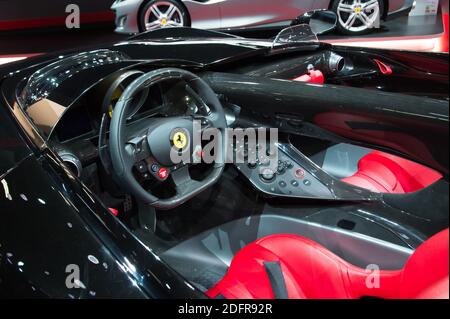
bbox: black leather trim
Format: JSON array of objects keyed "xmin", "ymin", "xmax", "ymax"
[{"xmin": 264, "ymin": 261, "xmax": 288, "ymax": 299}]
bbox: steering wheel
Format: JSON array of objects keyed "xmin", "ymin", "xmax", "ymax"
[{"xmin": 109, "ymin": 68, "xmax": 227, "ymax": 210}]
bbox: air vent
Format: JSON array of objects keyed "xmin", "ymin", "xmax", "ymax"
[
  {"xmin": 337, "ymin": 219, "xmax": 356, "ymax": 231},
  {"xmin": 59, "ymin": 153, "xmax": 82, "ymax": 177}
]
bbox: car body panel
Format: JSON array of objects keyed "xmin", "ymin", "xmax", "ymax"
[
  {"xmin": 0, "ymin": 155, "xmax": 147, "ymax": 299},
  {"xmin": 0, "ymin": 100, "xmax": 145, "ymax": 298},
  {"xmin": 184, "ymin": 0, "xmax": 222, "ymax": 29},
  {"xmin": 112, "ymin": 0, "xmax": 148, "ymax": 34},
  {"xmin": 218, "ymin": 0, "xmax": 314, "ymax": 29},
  {"xmin": 0, "ymin": 100, "xmax": 32, "ymax": 177},
  {"xmin": 112, "ymin": 0, "xmax": 415, "ymax": 34},
  {"xmin": 389, "ymin": 0, "xmax": 414, "ymax": 13}
]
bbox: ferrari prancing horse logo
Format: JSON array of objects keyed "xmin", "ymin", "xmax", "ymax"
[{"xmin": 172, "ymin": 131, "xmax": 188, "ymax": 150}]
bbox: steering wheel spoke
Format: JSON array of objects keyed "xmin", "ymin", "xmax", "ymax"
[
  {"xmin": 185, "ymin": 84, "xmax": 211, "ymax": 116},
  {"xmin": 171, "ymin": 165, "xmax": 206, "ymax": 200},
  {"xmin": 127, "ymin": 135, "xmax": 151, "ymax": 162},
  {"xmin": 171, "ymin": 165, "xmax": 192, "ymax": 191}
]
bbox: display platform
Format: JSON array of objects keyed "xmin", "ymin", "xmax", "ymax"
[{"xmin": 323, "ymin": 13, "xmax": 449, "ymax": 52}]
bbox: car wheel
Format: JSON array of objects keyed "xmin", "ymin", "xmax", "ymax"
[
  {"xmin": 139, "ymin": 0, "xmax": 190, "ymax": 32},
  {"xmin": 332, "ymin": 0, "xmax": 384, "ymax": 35}
]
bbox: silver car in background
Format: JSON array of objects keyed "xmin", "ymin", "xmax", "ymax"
[{"xmin": 111, "ymin": 0, "xmax": 415, "ymax": 36}]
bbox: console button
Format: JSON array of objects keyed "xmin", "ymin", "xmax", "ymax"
[
  {"xmin": 294, "ymin": 168, "xmax": 305, "ymax": 179},
  {"xmin": 136, "ymin": 141, "xmax": 143, "ymax": 153},
  {"xmin": 279, "ymin": 181, "xmax": 287, "ymax": 188},
  {"xmin": 136, "ymin": 161, "xmax": 147, "ymax": 173},
  {"xmin": 303, "ymin": 179, "xmax": 312, "ymax": 187},
  {"xmin": 248, "ymin": 162, "xmax": 257, "ymax": 169},
  {"xmin": 157, "ymin": 167, "xmax": 169, "ymax": 180},
  {"xmin": 150, "ymin": 164, "xmax": 159, "ymax": 173},
  {"xmin": 260, "ymin": 168, "xmax": 275, "ymax": 182},
  {"xmin": 291, "ymin": 180, "xmax": 299, "ymax": 187}
]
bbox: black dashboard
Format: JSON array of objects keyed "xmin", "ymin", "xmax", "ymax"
[{"xmin": 51, "ymin": 76, "xmax": 201, "ymax": 144}]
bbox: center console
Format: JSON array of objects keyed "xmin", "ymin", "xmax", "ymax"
[{"xmin": 234, "ymin": 141, "xmax": 378, "ymax": 201}]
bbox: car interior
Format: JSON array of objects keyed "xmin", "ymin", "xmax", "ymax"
[{"xmin": 10, "ymin": 46, "xmax": 449, "ymax": 299}]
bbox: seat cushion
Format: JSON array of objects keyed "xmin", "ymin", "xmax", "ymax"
[
  {"xmin": 207, "ymin": 234, "xmax": 368, "ymax": 299},
  {"xmin": 207, "ymin": 230, "xmax": 449, "ymax": 299},
  {"xmin": 342, "ymin": 151, "xmax": 442, "ymax": 193}
]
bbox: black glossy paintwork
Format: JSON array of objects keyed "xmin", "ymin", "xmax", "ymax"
[
  {"xmin": 0, "ymin": 155, "xmax": 147, "ymax": 298},
  {"xmin": 240, "ymin": 46, "xmax": 449, "ymax": 100},
  {"xmin": 0, "ymin": 150, "xmax": 204, "ymax": 298},
  {"xmin": 0, "ymin": 101, "xmax": 31, "ymax": 177},
  {"xmin": 327, "ymin": 47, "xmax": 449, "ymax": 99},
  {"xmin": 3, "ymin": 28, "xmax": 448, "ymax": 104},
  {"xmin": 0, "ymin": 28, "xmax": 448, "ymax": 298},
  {"xmin": 41, "ymin": 150, "xmax": 204, "ymax": 299}
]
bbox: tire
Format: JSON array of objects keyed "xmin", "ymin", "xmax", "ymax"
[
  {"xmin": 332, "ymin": 0, "xmax": 384, "ymax": 35},
  {"xmin": 138, "ymin": 0, "xmax": 190, "ymax": 33}
]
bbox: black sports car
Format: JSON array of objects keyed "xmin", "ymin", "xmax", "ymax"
[{"xmin": 0, "ymin": 22, "xmax": 448, "ymax": 298}]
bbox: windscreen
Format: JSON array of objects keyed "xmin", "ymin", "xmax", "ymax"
[
  {"xmin": 272, "ymin": 25, "xmax": 318, "ymax": 48},
  {"xmin": 13, "ymin": 49, "xmax": 130, "ymax": 136},
  {"xmin": 18, "ymin": 49, "xmax": 129, "ymax": 110}
]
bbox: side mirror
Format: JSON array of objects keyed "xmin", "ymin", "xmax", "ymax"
[{"xmin": 291, "ymin": 10, "xmax": 337, "ymax": 35}]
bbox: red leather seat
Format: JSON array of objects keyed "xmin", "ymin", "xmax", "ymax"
[
  {"xmin": 207, "ymin": 229, "xmax": 449, "ymax": 299},
  {"xmin": 342, "ymin": 151, "xmax": 442, "ymax": 194}
]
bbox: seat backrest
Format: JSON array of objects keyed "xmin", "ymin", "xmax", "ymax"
[{"xmin": 400, "ymin": 229, "xmax": 449, "ymax": 299}]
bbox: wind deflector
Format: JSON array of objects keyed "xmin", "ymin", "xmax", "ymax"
[
  {"xmin": 272, "ymin": 25, "xmax": 318, "ymax": 48},
  {"xmin": 18, "ymin": 49, "xmax": 130, "ymax": 110}
]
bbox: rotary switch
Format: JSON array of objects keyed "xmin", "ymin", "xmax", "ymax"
[{"xmin": 260, "ymin": 168, "xmax": 275, "ymax": 182}]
